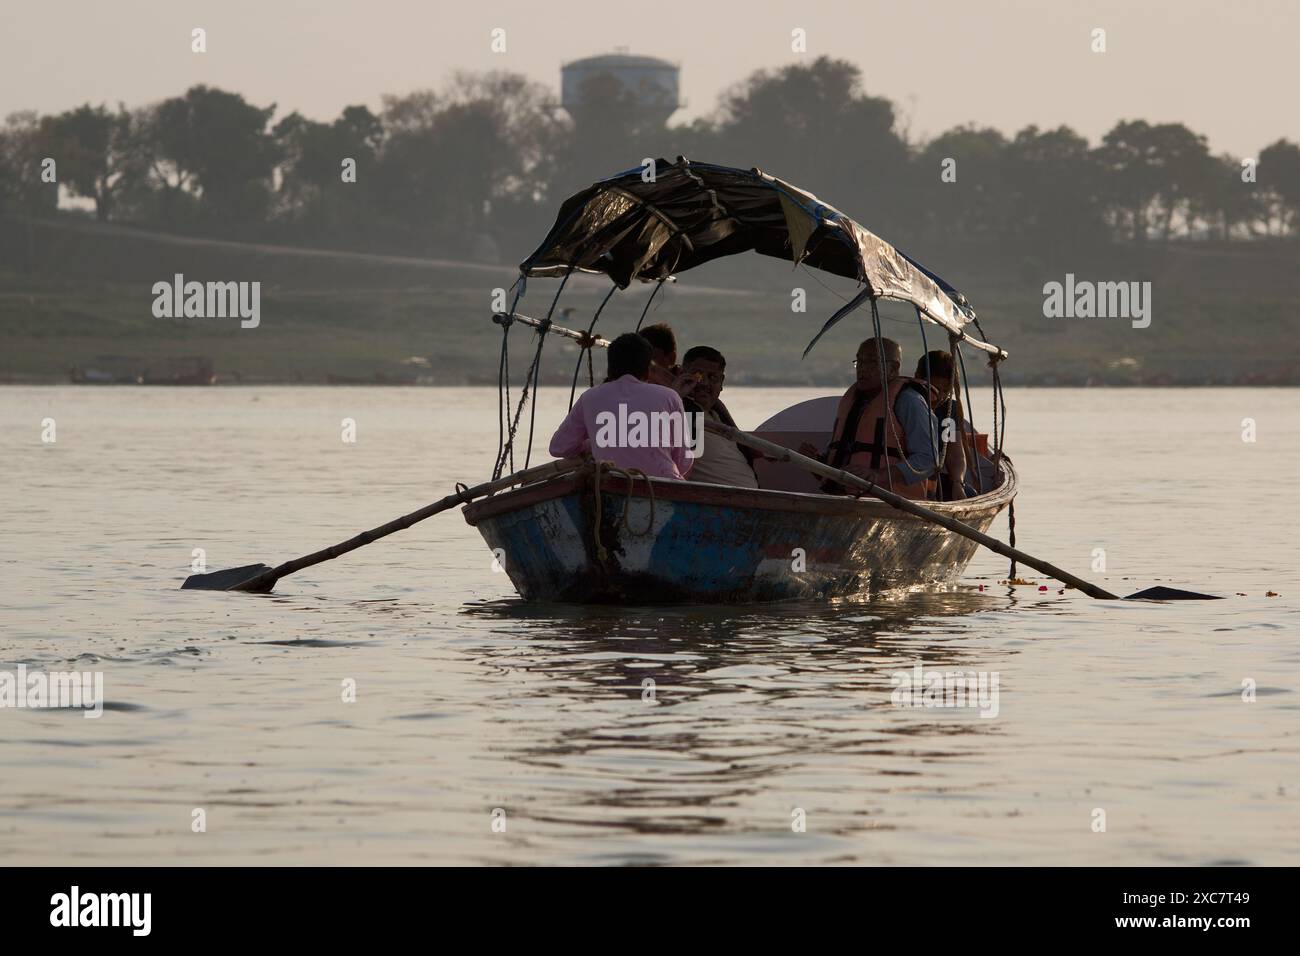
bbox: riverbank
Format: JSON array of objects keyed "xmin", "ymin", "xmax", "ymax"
[{"xmin": 3, "ymin": 215, "xmax": 1298, "ymax": 386}]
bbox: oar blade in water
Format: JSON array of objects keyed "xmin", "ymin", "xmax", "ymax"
[
  {"xmin": 181, "ymin": 563, "xmax": 273, "ymax": 591},
  {"xmin": 1123, "ymin": 586, "xmax": 1222, "ymax": 601}
]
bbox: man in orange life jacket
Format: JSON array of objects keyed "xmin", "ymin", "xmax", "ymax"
[{"xmin": 801, "ymin": 337, "xmax": 941, "ymax": 499}]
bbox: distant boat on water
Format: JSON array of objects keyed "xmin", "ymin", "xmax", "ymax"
[
  {"xmin": 141, "ymin": 357, "xmax": 216, "ymax": 386},
  {"xmin": 69, "ymin": 356, "xmax": 216, "ymax": 385}
]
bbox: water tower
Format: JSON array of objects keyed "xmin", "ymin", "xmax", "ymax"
[{"xmin": 561, "ymin": 50, "xmax": 681, "ymax": 127}]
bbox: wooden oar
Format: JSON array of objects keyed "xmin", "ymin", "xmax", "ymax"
[
  {"xmin": 705, "ymin": 418, "xmax": 1127, "ymax": 599},
  {"xmin": 181, "ymin": 458, "xmax": 583, "ymax": 593}
]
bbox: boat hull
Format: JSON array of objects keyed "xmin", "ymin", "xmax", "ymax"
[{"xmin": 463, "ymin": 464, "xmax": 1016, "ymax": 604}]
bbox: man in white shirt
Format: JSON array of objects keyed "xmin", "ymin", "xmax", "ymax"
[{"xmin": 672, "ymin": 346, "xmax": 760, "ymax": 489}]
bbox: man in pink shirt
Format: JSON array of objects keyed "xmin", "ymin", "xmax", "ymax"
[{"xmin": 549, "ymin": 333, "xmax": 696, "ymax": 480}]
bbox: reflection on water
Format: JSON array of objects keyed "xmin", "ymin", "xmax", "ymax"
[
  {"xmin": 460, "ymin": 588, "xmax": 1019, "ymax": 694},
  {"xmin": 2, "ymin": 387, "xmax": 1298, "ymax": 865},
  {"xmin": 453, "ymin": 592, "xmax": 1020, "ymax": 845}
]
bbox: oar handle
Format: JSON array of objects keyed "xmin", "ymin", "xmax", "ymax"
[
  {"xmin": 703, "ymin": 419, "xmax": 1117, "ymax": 600},
  {"xmin": 230, "ymin": 458, "xmax": 585, "ymax": 592}
]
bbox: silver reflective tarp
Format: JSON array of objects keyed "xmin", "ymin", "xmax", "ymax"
[{"xmin": 520, "ymin": 159, "xmax": 983, "ymax": 349}]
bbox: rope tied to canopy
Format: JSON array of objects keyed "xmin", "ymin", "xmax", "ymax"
[
  {"xmin": 493, "ymin": 268, "xmax": 572, "ymax": 480},
  {"xmin": 569, "ymin": 282, "xmax": 619, "ymax": 411},
  {"xmin": 969, "ymin": 316, "xmax": 1014, "ymax": 578},
  {"xmin": 916, "ymin": 306, "xmax": 941, "ymax": 499},
  {"xmin": 634, "ymin": 277, "xmax": 667, "ymax": 332}
]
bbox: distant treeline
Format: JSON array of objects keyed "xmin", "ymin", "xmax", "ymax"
[{"xmin": 2, "ymin": 56, "xmax": 1298, "ymax": 260}]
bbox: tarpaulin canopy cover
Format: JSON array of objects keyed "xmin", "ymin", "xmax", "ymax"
[{"xmin": 519, "ymin": 158, "xmax": 1004, "ymax": 357}]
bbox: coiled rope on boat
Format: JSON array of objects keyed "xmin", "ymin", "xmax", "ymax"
[{"xmin": 590, "ymin": 461, "xmax": 656, "ymax": 564}]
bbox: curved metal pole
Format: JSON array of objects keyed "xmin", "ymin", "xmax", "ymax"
[
  {"xmin": 570, "ymin": 283, "xmax": 619, "ymax": 409},
  {"xmin": 634, "ymin": 278, "xmax": 666, "ymax": 332}
]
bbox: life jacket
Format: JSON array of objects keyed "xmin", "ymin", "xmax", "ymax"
[{"xmin": 825, "ymin": 378, "xmax": 935, "ymax": 500}]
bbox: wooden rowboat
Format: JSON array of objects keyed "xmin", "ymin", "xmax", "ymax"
[
  {"xmin": 189, "ymin": 161, "xmax": 1166, "ymax": 604},
  {"xmin": 464, "ymin": 458, "xmax": 1016, "ymax": 604},
  {"xmin": 181, "ymin": 163, "xmax": 1187, "ymax": 605},
  {"xmin": 469, "ymin": 159, "xmax": 1019, "ymax": 604}
]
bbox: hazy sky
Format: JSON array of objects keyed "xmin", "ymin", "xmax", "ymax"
[{"xmin": 3, "ymin": 0, "xmax": 1296, "ymax": 157}]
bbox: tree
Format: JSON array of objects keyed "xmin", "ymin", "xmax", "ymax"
[
  {"xmin": 0, "ymin": 111, "xmax": 58, "ymax": 217},
  {"xmin": 375, "ymin": 72, "xmax": 564, "ymax": 252},
  {"xmin": 553, "ymin": 71, "xmax": 668, "ymax": 195},
  {"xmin": 1097, "ymin": 120, "xmax": 1212, "ymax": 242},
  {"xmin": 1002, "ymin": 125, "xmax": 1107, "ymax": 252},
  {"xmin": 1258, "ymin": 139, "xmax": 1300, "ymax": 235},
  {"xmin": 274, "ymin": 105, "xmax": 382, "ymax": 232},
  {"xmin": 1187, "ymin": 153, "xmax": 1264, "ymax": 240},
  {"xmin": 136, "ymin": 85, "xmax": 279, "ymax": 227},
  {"xmin": 914, "ymin": 125, "xmax": 1009, "ymax": 242},
  {"xmin": 705, "ymin": 57, "xmax": 913, "ymax": 236},
  {"xmin": 39, "ymin": 103, "xmax": 132, "ymax": 221}
]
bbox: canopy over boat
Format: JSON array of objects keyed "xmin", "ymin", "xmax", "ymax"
[{"xmin": 519, "ymin": 157, "xmax": 1005, "ymax": 357}]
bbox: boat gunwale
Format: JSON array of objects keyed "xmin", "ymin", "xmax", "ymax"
[{"xmin": 462, "ymin": 459, "xmax": 1017, "ymax": 525}]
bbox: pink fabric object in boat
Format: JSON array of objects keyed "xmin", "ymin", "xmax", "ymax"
[
  {"xmin": 549, "ymin": 374, "xmax": 694, "ymax": 480},
  {"xmin": 752, "ymin": 395, "xmax": 841, "ymax": 493}
]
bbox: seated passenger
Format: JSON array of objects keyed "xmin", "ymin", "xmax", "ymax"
[
  {"xmin": 549, "ymin": 333, "xmax": 694, "ymax": 480},
  {"xmin": 671, "ymin": 346, "xmax": 760, "ymax": 489},
  {"xmin": 803, "ymin": 337, "xmax": 939, "ymax": 499},
  {"xmin": 909, "ymin": 350, "xmax": 968, "ymax": 500},
  {"xmin": 639, "ymin": 323, "xmax": 679, "ymax": 388},
  {"xmin": 910, "ymin": 350, "xmax": 1000, "ymax": 497}
]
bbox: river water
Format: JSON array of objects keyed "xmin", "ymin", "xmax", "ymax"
[{"xmin": 1, "ymin": 386, "xmax": 1297, "ymax": 865}]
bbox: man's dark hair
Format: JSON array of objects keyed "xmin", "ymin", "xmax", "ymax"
[
  {"xmin": 606, "ymin": 333, "xmax": 653, "ymax": 381},
  {"xmin": 639, "ymin": 323, "xmax": 676, "ymax": 358},
  {"xmin": 914, "ymin": 350, "xmax": 955, "ymax": 381},
  {"xmin": 682, "ymin": 345, "xmax": 726, "ymax": 369}
]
